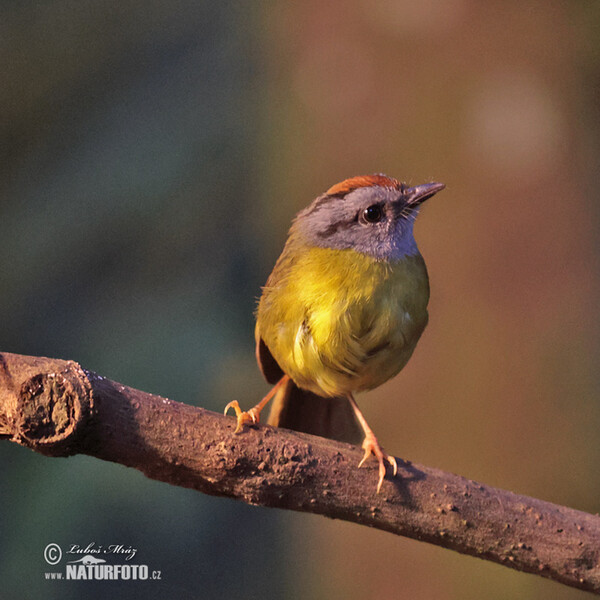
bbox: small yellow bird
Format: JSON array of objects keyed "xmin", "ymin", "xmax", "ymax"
[{"xmin": 225, "ymin": 174, "xmax": 444, "ymax": 492}]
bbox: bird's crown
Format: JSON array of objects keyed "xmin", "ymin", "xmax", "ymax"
[{"xmin": 326, "ymin": 174, "xmax": 403, "ymax": 197}]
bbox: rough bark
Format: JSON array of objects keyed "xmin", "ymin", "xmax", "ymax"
[{"xmin": 0, "ymin": 351, "xmax": 598, "ymax": 594}]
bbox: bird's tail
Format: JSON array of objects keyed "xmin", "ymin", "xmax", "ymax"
[{"xmin": 267, "ymin": 377, "xmax": 363, "ymax": 445}]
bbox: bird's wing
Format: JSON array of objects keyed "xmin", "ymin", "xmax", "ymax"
[{"xmin": 256, "ymin": 335, "xmax": 285, "ymax": 384}]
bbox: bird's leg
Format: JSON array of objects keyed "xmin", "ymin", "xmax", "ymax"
[
  {"xmin": 224, "ymin": 375, "xmax": 290, "ymax": 434},
  {"xmin": 346, "ymin": 393, "xmax": 398, "ymax": 493}
]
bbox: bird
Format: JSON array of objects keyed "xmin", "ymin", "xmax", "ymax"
[{"xmin": 225, "ymin": 174, "xmax": 444, "ymax": 492}]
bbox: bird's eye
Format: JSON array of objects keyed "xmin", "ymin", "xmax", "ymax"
[{"xmin": 361, "ymin": 204, "xmax": 384, "ymax": 224}]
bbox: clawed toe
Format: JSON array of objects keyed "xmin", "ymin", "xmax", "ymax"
[
  {"xmin": 359, "ymin": 434, "xmax": 398, "ymax": 493},
  {"xmin": 224, "ymin": 401, "xmax": 259, "ymax": 433},
  {"xmin": 223, "ymin": 377, "xmax": 289, "ymax": 435}
]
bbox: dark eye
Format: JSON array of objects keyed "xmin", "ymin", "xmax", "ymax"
[{"xmin": 361, "ymin": 204, "xmax": 384, "ymax": 224}]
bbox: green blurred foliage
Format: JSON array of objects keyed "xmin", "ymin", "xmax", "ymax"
[{"xmin": 1, "ymin": 1, "xmax": 599, "ymax": 599}]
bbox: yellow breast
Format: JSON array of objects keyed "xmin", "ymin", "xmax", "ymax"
[{"xmin": 256, "ymin": 244, "xmax": 429, "ymax": 397}]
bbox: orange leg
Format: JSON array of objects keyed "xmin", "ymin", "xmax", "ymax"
[
  {"xmin": 346, "ymin": 393, "xmax": 398, "ymax": 493},
  {"xmin": 224, "ymin": 375, "xmax": 290, "ymax": 433}
]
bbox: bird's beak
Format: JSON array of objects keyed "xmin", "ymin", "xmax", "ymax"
[{"xmin": 404, "ymin": 182, "xmax": 445, "ymax": 207}]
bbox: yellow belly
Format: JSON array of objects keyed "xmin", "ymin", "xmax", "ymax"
[{"xmin": 256, "ymin": 244, "xmax": 429, "ymax": 397}]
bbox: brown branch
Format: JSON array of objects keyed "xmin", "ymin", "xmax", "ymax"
[{"xmin": 0, "ymin": 351, "xmax": 598, "ymax": 594}]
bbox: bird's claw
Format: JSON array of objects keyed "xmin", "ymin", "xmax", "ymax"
[
  {"xmin": 224, "ymin": 400, "xmax": 260, "ymax": 434},
  {"xmin": 358, "ymin": 433, "xmax": 398, "ymax": 493}
]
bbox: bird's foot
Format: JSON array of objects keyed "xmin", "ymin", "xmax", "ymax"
[
  {"xmin": 223, "ymin": 401, "xmax": 261, "ymax": 434},
  {"xmin": 223, "ymin": 376, "xmax": 289, "ymax": 434},
  {"xmin": 358, "ymin": 433, "xmax": 398, "ymax": 493}
]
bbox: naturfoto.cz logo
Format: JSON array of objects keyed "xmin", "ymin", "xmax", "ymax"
[{"xmin": 43, "ymin": 543, "xmax": 161, "ymax": 581}]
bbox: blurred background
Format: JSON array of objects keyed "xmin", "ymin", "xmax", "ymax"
[{"xmin": 1, "ymin": 1, "xmax": 599, "ymax": 598}]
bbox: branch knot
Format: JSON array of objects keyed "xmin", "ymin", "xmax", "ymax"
[{"xmin": 15, "ymin": 362, "xmax": 92, "ymax": 455}]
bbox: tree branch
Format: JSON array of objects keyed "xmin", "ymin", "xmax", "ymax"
[{"xmin": 0, "ymin": 351, "xmax": 598, "ymax": 594}]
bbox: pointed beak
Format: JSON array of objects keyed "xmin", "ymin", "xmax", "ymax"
[{"xmin": 404, "ymin": 182, "xmax": 445, "ymax": 207}]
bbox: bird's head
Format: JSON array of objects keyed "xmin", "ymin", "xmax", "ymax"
[{"xmin": 292, "ymin": 174, "xmax": 444, "ymax": 261}]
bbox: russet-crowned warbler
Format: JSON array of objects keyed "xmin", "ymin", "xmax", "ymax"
[{"xmin": 225, "ymin": 174, "xmax": 444, "ymax": 492}]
